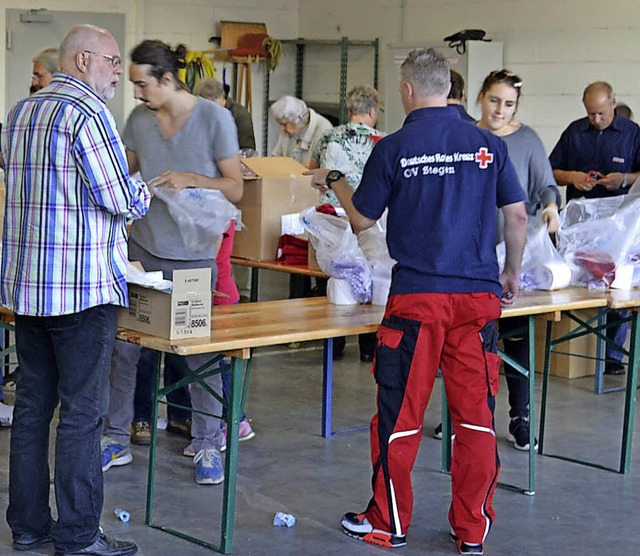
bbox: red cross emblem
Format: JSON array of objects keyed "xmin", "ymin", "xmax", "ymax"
[{"xmin": 475, "ymin": 147, "xmax": 494, "ymax": 169}]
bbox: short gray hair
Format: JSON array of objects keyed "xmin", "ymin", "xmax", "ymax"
[
  {"xmin": 347, "ymin": 85, "xmax": 380, "ymax": 116},
  {"xmin": 400, "ymin": 48, "xmax": 450, "ymax": 99},
  {"xmin": 32, "ymin": 47, "xmax": 59, "ymax": 74},
  {"xmin": 270, "ymin": 95, "xmax": 309, "ymax": 123},
  {"xmin": 195, "ymin": 78, "xmax": 225, "ymax": 102}
]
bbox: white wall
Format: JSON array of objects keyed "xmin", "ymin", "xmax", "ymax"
[
  {"xmin": 298, "ymin": 0, "xmax": 640, "ymax": 152},
  {"xmin": 6, "ymin": 1, "xmax": 640, "ymax": 154}
]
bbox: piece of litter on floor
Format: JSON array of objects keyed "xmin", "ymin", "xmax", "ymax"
[
  {"xmin": 157, "ymin": 416, "xmax": 167, "ymax": 430},
  {"xmin": 114, "ymin": 508, "xmax": 130, "ymax": 523},
  {"xmin": 273, "ymin": 512, "xmax": 296, "ymax": 527}
]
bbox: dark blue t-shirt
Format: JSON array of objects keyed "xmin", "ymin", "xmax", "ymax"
[
  {"xmin": 352, "ymin": 106, "xmax": 524, "ymax": 298},
  {"xmin": 549, "ymin": 114, "xmax": 640, "ymax": 201}
]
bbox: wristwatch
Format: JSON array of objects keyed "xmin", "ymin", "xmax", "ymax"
[{"xmin": 325, "ymin": 170, "xmax": 345, "ymax": 189}]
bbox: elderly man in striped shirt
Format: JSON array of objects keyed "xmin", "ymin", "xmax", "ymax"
[{"xmin": 0, "ymin": 24, "xmax": 150, "ymax": 556}]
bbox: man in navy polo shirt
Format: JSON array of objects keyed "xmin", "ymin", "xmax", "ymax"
[
  {"xmin": 550, "ymin": 81, "xmax": 640, "ymax": 374},
  {"xmin": 307, "ymin": 48, "xmax": 527, "ymax": 555}
]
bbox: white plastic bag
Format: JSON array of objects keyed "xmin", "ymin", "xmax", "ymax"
[
  {"xmin": 300, "ymin": 208, "xmax": 372, "ymax": 303},
  {"xmin": 153, "ymin": 187, "xmax": 241, "ymax": 254}
]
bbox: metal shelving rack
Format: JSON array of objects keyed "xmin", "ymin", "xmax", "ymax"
[{"xmin": 261, "ymin": 37, "xmax": 379, "ymax": 156}]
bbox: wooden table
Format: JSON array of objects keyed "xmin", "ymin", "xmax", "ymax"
[
  {"xmin": 230, "ymin": 256, "xmax": 328, "ymax": 301},
  {"xmin": 538, "ymin": 288, "xmax": 640, "ymax": 474},
  {"xmin": 116, "ymin": 297, "xmax": 384, "ymax": 554}
]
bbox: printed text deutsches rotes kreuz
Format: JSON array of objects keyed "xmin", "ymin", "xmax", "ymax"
[{"xmin": 400, "ymin": 147, "xmax": 495, "ymax": 178}]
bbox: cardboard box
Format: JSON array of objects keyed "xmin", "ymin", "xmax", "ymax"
[
  {"xmin": 118, "ymin": 268, "xmax": 211, "ymax": 340},
  {"xmin": 534, "ymin": 309, "xmax": 598, "ymax": 379},
  {"xmin": 233, "ymin": 157, "xmax": 321, "ymax": 260}
]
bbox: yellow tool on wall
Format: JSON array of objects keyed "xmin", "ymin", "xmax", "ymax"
[{"xmin": 178, "ymin": 51, "xmax": 216, "ymax": 93}]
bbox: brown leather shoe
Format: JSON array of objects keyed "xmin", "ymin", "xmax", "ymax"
[{"xmin": 166, "ymin": 418, "xmax": 192, "ymax": 438}]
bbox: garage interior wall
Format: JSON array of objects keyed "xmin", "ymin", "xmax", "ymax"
[{"xmin": 2, "ymin": 0, "xmax": 639, "ymax": 153}]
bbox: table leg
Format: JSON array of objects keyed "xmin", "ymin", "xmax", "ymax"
[
  {"xmin": 250, "ymin": 268, "xmax": 259, "ymax": 302},
  {"xmin": 526, "ymin": 315, "xmax": 535, "ymax": 495},
  {"xmin": 537, "ymin": 320, "xmax": 553, "ymax": 454},
  {"xmin": 594, "ymin": 310, "xmax": 607, "ymax": 394},
  {"xmin": 322, "ymin": 338, "xmax": 334, "ymax": 437},
  {"xmin": 146, "ymin": 352, "xmax": 163, "ymax": 525},
  {"xmin": 619, "ymin": 310, "xmax": 639, "ymax": 473},
  {"xmin": 440, "ymin": 381, "xmax": 452, "ymax": 473},
  {"xmin": 220, "ymin": 357, "xmax": 243, "ymax": 554}
]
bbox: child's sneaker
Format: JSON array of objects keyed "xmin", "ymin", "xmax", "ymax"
[
  {"xmin": 0, "ymin": 402, "xmax": 13, "ymax": 427},
  {"xmin": 183, "ymin": 442, "xmax": 195, "ymax": 457},
  {"xmin": 194, "ymin": 448, "xmax": 224, "ymax": 485},
  {"xmin": 220, "ymin": 418, "xmax": 256, "ymax": 452},
  {"xmin": 101, "ymin": 437, "xmax": 132, "ymax": 472},
  {"xmin": 507, "ymin": 417, "xmax": 539, "ymax": 451},
  {"xmin": 340, "ymin": 512, "xmax": 407, "ymax": 548}
]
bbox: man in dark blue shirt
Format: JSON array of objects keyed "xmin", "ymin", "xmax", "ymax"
[
  {"xmin": 550, "ymin": 81, "xmax": 640, "ymax": 374},
  {"xmin": 550, "ymin": 81, "xmax": 640, "ymax": 202},
  {"xmin": 307, "ymin": 48, "xmax": 527, "ymax": 555}
]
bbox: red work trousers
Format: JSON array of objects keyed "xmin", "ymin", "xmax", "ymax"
[{"xmin": 364, "ymin": 292, "xmax": 502, "ymax": 545}]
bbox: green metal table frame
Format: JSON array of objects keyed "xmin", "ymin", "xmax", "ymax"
[
  {"xmin": 440, "ymin": 314, "xmax": 537, "ymax": 496},
  {"xmin": 145, "ymin": 351, "xmax": 251, "ymax": 554},
  {"xmin": 538, "ymin": 308, "xmax": 640, "ymax": 473}
]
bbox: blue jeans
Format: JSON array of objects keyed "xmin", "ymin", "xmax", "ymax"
[
  {"xmin": 7, "ymin": 304, "xmax": 117, "ymax": 552},
  {"xmin": 606, "ymin": 309, "xmax": 629, "ymax": 362}
]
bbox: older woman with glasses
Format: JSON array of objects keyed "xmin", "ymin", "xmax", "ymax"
[{"xmin": 270, "ymin": 95, "xmax": 333, "ymax": 168}]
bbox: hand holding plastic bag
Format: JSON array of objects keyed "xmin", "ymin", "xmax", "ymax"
[{"xmin": 153, "ymin": 187, "xmax": 241, "ymax": 254}]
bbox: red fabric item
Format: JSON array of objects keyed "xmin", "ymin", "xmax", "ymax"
[
  {"xmin": 371, "ymin": 134, "xmax": 384, "ymax": 144},
  {"xmin": 214, "ymin": 222, "xmax": 240, "ymax": 305},
  {"xmin": 275, "ymin": 234, "xmax": 309, "ymax": 265},
  {"xmin": 366, "ymin": 292, "xmax": 501, "ymax": 545},
  {"xmin": 315, "ymin": 203, "xmax": 338, "ymax": 216},
  {"xmin": 574, "ymin": 251, "xmax": 616, "ymax": 284}
]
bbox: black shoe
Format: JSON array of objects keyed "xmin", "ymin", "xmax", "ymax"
[
  {"xmin": 359, "ymin": 353, "xmax": 374, "ymax": 363},
  {"xmin": 55, "ymin": 533, "xmax": 137, "ymax": 556},
  {"xmin": 450, "ymin": 532, "xmax": 484, "ymax": 555},
  {"xmin": 433, "ymin": 423, "xmax": 455, "ymax": 440},
  {"xmin": 507, "ymin": 417, "xmax": 538, "ymax": 451},
  {"xmin": 13, "ymin": 533, "xmax": 52, "ymax": 551},
  {"xmin": 604, "ymin": 361, "xmax": 625, "ymax": 375},
  {"xmin": 166, "ymin": 418, "xmax": 192, "ymax": 438}
]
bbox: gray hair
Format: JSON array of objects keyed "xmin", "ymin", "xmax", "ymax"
[
  {"xmin": 195, "ymin": 78, "xmax": 225, "ymax": 102},
  {"xmin": 270, "ymin": 95, "xmax": 309, "ymax": 123},
  {"xmin": 347, "ymin": 85, "xmax": 380, "ymax": 116},
  {"xmin": 32, "ymin": 47, "xmax": 59, "ymax": 74},
  {"xmin": 400, "ymin": 48, "xmax": 450, "ymax": 99}
]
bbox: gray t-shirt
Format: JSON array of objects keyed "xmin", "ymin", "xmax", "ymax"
[
  {"xmin": 123, "ymin": 97, "xmax": 239, "ymax": 260},
  {"xmin": 497, "ymin": 123, "xmax": 560, "ymax": 242}
]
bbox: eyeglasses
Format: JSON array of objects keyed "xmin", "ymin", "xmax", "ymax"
[{"xmin": 83, "ymin": 50, "xmax": 122, "ymax": 68}]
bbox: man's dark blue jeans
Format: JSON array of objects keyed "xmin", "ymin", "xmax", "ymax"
[{"xmin": 7, "ymin": 304, "xmax": 118, "ymax": 552}]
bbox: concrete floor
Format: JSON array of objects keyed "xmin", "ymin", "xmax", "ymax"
[{"xmin": 0, "ymin": 270, "xmax": 638, "ymax": 555}]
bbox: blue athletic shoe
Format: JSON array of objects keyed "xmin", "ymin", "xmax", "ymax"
[
  {"xmin": 101, "ymin": 437, "xmax": 133, "ymax": 472},
  {"xmin": 194, "ymin": 448, "xmax": 224, "ymax": 485}
]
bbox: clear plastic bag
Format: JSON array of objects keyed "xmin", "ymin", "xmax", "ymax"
[
  {"xmin": 496, "ymin": 219, "xmax": 571, "ymax": 290},
  {"xmin": 557, "ymin": 194, "xmax": 640, "ymax": 288},
  {"xmin": 153, "ymin": 187, "xmax": 241, "ymax": 254},
  {"xmin": 300, "ymin": 207, "xmax": 372, "ymax": 303}
]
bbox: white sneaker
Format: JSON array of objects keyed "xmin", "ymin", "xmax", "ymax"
[{"xmin": 0, "ymin": 402, "xmax": 14, "ymax": 427}]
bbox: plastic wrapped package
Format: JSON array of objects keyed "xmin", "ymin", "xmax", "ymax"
[
  {"xmin": 556, "ymin": 194, "xmax": 640, "ymax": 288},
  {"xmin": 357, "ymin": 212, "xmax": 395, "ymax": 305},
  {"xmin": 153, "ymin": 187, "xmax": 241, "ymax": 254},
  {"xmin": 300, "ymin": 208, "xmax": 372, "ymax": 303},
  {"xmin": 496, "ymin": 219, "xmax": 571, "ymax": 290}
]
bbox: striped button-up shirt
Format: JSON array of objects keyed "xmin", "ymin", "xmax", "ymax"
[{"xmin": 1, "ymin": 73, "xmax": 150, "ymax": 316}]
